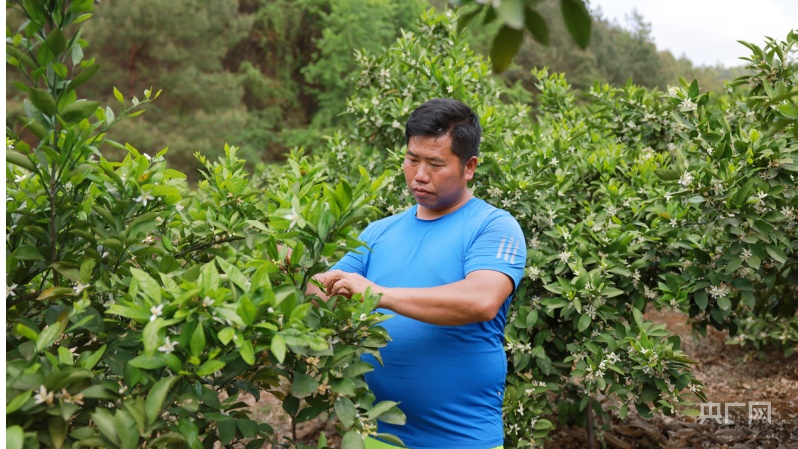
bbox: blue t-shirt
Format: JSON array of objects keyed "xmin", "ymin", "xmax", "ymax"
[{"xmin": 332, "ymin": 198, "xmax": 526, "ymax": 449}]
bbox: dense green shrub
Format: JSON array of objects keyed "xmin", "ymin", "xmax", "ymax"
[
  {"xmin": 321, "ymin": 11, "xmax": 706, "ymax": 447},
  {"xmin": 5, "ymin": 2, "xmax": 402, "ymax": 448}
]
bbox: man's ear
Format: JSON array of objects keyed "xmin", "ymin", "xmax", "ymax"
[{"xmin": 464, "ymin": 156, "xmax": 478, "ymax": 181}]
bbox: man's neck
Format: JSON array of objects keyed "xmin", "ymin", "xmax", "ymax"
[{"xmin": 415, "ymin": 190, "xmax": 474, "ymax": 221}]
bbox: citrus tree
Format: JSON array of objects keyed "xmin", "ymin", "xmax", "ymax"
[
  {"xmin": 321, "ymin": 11, "xmax": 706, "ymax": 447},
  {"xmin": 6, "ymin": 2, "xmax": 403, "ymax": 448}
]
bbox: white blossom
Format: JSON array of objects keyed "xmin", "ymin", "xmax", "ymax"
[
  {"xmin": 558, "ymin": 250, "xmax": 572, "ymax": 264},
  {"xmin": 679, "ymin": 98, "xmax": 697, "ymax": 112},
  {"xmin": 708, "ymin": 284, "xmax": 729, "ymax": 299},
  {"xmin": 678, "ymin": 172, "xmax": 694, "ymax": 187},
  {"xmin": 72, "ymin": 283, "xmax": 89, "ymax": 295},
  {"xmin": 150, "ymin": 304, "xmax": 164, "ymax": 322},
  {"xmin": 34, "ymin": 385, "xmax": 54, "ymax": 405},
  {"xmin": 158, "ymin": 336, "xmax": 178, "ymax": 354},
  {"xmin": 134, "ymin": 193, "xmax": 155, "ymax": 207}
]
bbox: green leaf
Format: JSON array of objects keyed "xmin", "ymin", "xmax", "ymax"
[
  {"xmin": 195, "ymin": 359, "xmax": 225, "ymax": 377},
  {"xmin": 36, "ymin": 315, "xmax": 67, "ymax": 352},
  {"xmin": 654, "ymin": 169, "xmax": 680, "ymax": 181},
  {"xmin": 60, "ymin": 100, "xmax": 100, "ymax": 122},
  {"xmin": 341, "ymin": 431, "xmax": 364, "ymax": 449},
  {"xmin": 67, "ymin": 64, "xmax": 100, "ymax": 95},
  {"xmin": 45, "ymin": 27, "xmax": 66, "ymax": 54},
  {"xmin": 716, "ymin": 296, "xmax": 732, "ymax": 311},
  {"xmin": 128, "ymin": 354, "xmax": 167, "ymax": 370},
  {"xmin": 577, "ymin": 313, "xmax": 591, "ymax": 332},
  {"xmin": 29, "ymin": 88, "xmax": 57, "ymax": 116},
  {"xmin": 237, "ymin": 295, "xmax": 256, "ymax": 326},
  {"xmin": 536, "ymin": 354, "xmax": 552, "ymax": 375},
  {"xmin": 329, "ymin": 377, "xmax": 358, "ymax": 396},
  {"xmin": 6, "ymin": 425, "xmax": 24, "ymax": 449},
  {"xmin": 490, "ymin": 25, "xmax": 524, "ymax": 73},
  {"xmin": 334, "ymin": 397, "xmax": 357, "ymax": 428},
  {"xmin": 561, "ymin": 0, "xmax": 591, "ymax": 49},
  {"xmin": 632, "ymin": 307, "xmax": 644, "ymax": 329},
  {"xmin": 145, "ymin": 376, "xmax": 180, "ymax": 425},
  {"xmin": 688, "ymin": 79, "xmax": 699, "ymax": 98},
  {"xmin": 240, "ymin": 339, "xmax": 255, "ymax": 365},
  {"xmin": 91, "ymin": 408, "xmax": 120, "ymax": 446},
  {"xmin": 680, "ymin": 408, "xmax": 701, "ymax": 417},
  {"xmin": 113, "ymin": 86, "xmax": 125, "ymax": 105},
  {"xmin": 79, "ymin": 258, "xmax": 96, "ymax": 284},
  {"xmin": 741, "ymin": 291, "xmax": 755, "ymax": 309},
  {"xmin": 218, "ymin": 420, "xmax": 236, "ymax": 445},
  {"xmin": 291, "ymin": 372, "xmax": 319, "ymax": 398},
  {"xmin": 6, "ymin": 150, "xmax": 36, "ymax": 171},
  {"xmin": 217, "ymin": 257, "xmax": 250, "ymax": 291},
  {"xmin": 366, "ymin": 401, "xmax": 401, "ymax": 420},
  {"xmin": 177, "ymin": 419, "xmax": 199, "ymax": 449},
  {"xmin": 526, "ymin": 309, "xmax": 538, "ymax": 328},
  {"xmin": 524, "ymin": 8, "xmax": 549, "ymax": 45},
  {"xmin": 373, "ymin": 434, "xmax": 405, "ymax": 447},
  {"xmin": 16, "ymin": 323, "xmax": 38, "ymax": 341},
  {"xmin": 114, "ymin": 409, "xmax": 139, "ymax": 449},
  {"xmin": 497, "ymin": 0, "xmax": 524, "ymax": 29},
  {"xmin": 765, "ymin": 245, "xmax": 787, "ymax": 264},
  {"xmin": 37, "ymin": 287, "xmax": 74, "ymax": 301},
  {"xmin": 131, "ymin": 268, "xmax": 161, "ymax": 302},
  {"xmin": 6, "ymin": 390, "xmax": 32, "ymax": 414},
  {"xmin": 271, "ymin": 334, "xmax": 287, "ymax": 364},
  {"xmin": 236, "ymin": 419, "xmax": 259, "ymax": 438},
  {"xmin": 190, "ymin": 324, "xmax": 206, "ymax": 358},
  {"xmin": 694, "ymin": 290, "xmax": 708, "ymax": 310},
  {"xmin": 218, "ymin": 327, "xmax": 235, "ymax": 345},
  {"xmin": 15, "ymin": 245, "xmax": 46, "ymax": 261}
]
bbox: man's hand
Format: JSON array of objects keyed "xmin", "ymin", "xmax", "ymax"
[{"xmin": 314, "ymin": 270, "xmax": 384, "ymax": 299}]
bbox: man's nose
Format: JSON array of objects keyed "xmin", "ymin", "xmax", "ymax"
[{"xmin": 414, "ymin": 164, "xmax": 430, "ymax": 183}]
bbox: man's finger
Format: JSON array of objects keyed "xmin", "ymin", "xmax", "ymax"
[{"xmin": 330, "ymin": 278, "xmax": 348, "ymax": 296}]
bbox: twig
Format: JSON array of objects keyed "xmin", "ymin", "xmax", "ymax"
[{"xmin": 175, "ymin": 236, "xmax": 244, "ymax": 258}]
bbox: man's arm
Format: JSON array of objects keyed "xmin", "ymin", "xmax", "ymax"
[{"xmin": 315, "ymin": 269, "xmax": 514, "ymax": 326}]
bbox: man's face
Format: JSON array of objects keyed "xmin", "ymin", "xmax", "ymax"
[{"xmin": 403, "ymin": 134, "xmax": 477, "ymax": 214}]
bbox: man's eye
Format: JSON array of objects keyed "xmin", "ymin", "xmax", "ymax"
[{"xmin": 431, "ymin": 164, "xmax": 443, "ymax": 168}]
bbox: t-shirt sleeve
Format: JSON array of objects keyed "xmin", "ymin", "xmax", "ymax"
[
  {"xmin": 464, "ymin": 212, "xmax": 526, "ymax": 290},
  {"xmin": 330, "ymin": 225, "xmax": 373, "ymax": 276}
]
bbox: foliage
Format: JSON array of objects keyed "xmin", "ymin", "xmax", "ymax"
[
  {"xmin": 5, "ymin": 2, "xmax": 402, "ymax": 448},
  {"xmin": 660, "ymin": 30, "xmax": 798, "ymax": 354},
  {"xmin": 450, "ymin": 0, "xmax": 592, "ymax": 72},
  {"xmin": 465, "ymin": 1, "xmax": 743, "ymax": 95},
  {"xmin": 316, "ymin": 11, "xmax": 708, "ymax": 447},
  {"xmin": 74, "ymin": 0, "xmax": 253, "ymax": 172}
]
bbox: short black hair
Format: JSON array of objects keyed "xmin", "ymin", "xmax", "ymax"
[{"xmin": 404, "ymin": 98, "xmax": 481, "ymax": 165}]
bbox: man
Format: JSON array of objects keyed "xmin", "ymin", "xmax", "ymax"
[{"xmin": 314, "ymin": 98, "xmax": 526, "ymax": 449}]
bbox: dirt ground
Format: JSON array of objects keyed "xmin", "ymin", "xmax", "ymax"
[{"xmin": 245, "ymin": 309, "xmax": 798, "ymax": 448}]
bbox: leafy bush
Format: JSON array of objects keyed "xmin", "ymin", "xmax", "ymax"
[
  {"xmin": 6, "ymin": 2, "xmax": 402, "ymax": 448},
  {"xmin": 320, "ymin": 11, "xmax": 706, "ymax": 447}
]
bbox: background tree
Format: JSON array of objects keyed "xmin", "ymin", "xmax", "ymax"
[{"xmin": 80, "ymin": 0, "xmax": 254, "ymax": 172}]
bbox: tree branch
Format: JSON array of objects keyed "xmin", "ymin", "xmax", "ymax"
[{"xmin": 175, "ymin": 236, "xmax": 244, "ymax": 258}]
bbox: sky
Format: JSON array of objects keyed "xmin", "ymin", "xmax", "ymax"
[{"xmin": 589, "ymin": 0, "xmax": 798, "ymax": 67}]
